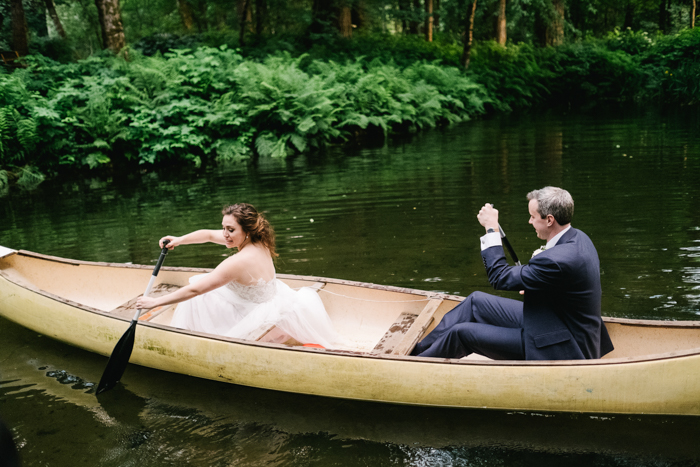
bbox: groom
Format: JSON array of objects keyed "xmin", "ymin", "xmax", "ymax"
[{"xmin": 411, "ymin": 186, "xmax": 613, "ymax": 361}]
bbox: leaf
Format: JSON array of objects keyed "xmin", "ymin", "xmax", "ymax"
[
  {"xmin": 84, "ymin": 152, "xmax": 111, "ymax": 169},
  {"xmin": 297, "ymin": 116, "xmax": 316, "ymax": 133},
  {"xmin": 289, "ymin": 133, "xmax": 307, "ymax": 153}
]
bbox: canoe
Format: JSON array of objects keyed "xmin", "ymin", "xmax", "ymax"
[{"xmin": 2, "ymin": 246, "xmax": 700, "ymax": 416}]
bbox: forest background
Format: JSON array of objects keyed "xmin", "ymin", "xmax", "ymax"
[{"xmin": 0, "ymin": 0, "xmax": 699, "ymax": 191}]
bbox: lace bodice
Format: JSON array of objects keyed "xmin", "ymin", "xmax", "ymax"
[{"xmin": 225, "ymin": 278, "xmax": 277, "ymax": 304}]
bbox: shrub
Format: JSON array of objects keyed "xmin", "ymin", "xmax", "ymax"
[{"xmin": 0, "ymin": 46, "xmax": 489, "ymax": 179}]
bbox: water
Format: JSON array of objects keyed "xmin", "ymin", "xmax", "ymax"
[{"xmin": 2, "ymin": 109, "xmax": 700, "ymax": 465}]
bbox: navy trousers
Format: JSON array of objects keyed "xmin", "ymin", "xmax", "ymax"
[{"xmin": 411, "ymin": 291, "xmax": 526, "ymax": 360}]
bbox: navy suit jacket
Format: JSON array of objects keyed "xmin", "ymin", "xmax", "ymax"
[{"xmin": 481, "ymin": 228, "xmax": 614, "ymax": 360}]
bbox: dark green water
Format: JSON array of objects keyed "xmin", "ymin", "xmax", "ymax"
[{"xmin": 2, "ymin": 109, "xmax": 700, "ymax": 465}]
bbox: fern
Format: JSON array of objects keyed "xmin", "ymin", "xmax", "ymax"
[
  {"xmin": 15, "ymin": 165, "xmax": 45, "ymax": 191},
  {"xmin": 255, "ymin": 132, "xmax": 290, "ymax": 158},
  {"xmin": 0, "ymin": 170, "xmax": 8, "ymax": 194},
  {"xmin": 16, "ymin": 115, "xmax": 38, "ymax": 152}
]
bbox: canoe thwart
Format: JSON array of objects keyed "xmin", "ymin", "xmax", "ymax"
[
  {"xmin": 370, "ymin": 298, "xmax": 444, "ymax": 355},
  {"xmin": 391, "ymin": 298, "xmax": 444, "ymax": 356},
  {"xmin": 371, "ymin": 312, "xmax": 418, "ymax": 355},
  {"xmin": 109, "ymin": 283, "xmax": 181, "ymax": 320},
  {"xmin": 307, "ymin": 281, "xmax": 326, "ymax": 292}
]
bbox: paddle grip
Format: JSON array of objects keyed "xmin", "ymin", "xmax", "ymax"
[{"xmin": 151, "ymin": 239, "xmax": 170, "ymax": 277}]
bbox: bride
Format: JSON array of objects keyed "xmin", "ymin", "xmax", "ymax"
[{"xmin": 135, "ymin": 203, "xmax": 338, "ymax": 348}]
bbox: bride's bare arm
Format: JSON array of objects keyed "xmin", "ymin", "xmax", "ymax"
[
  {"xmin": 159, "ymin": 229, "xmax": 226, "ymax": 249},
  {"xmin": 136, "ymin": 256, "xmax": 238, "ymax": 309}
]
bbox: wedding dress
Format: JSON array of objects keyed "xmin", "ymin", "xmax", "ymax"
[{"xmin": 170, "ymin": 274, "xmax": 338, "ymax": 348}]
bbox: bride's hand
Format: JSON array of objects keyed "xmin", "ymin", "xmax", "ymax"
[
  {"xmin": 136, "ymin": 296, "xmax": 158, "ymax": 309},
  {"xmin": 160, "ymin": 236, "xmax": 180, "ymax": 249}
]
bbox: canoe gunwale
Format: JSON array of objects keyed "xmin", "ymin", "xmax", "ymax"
[
  {"xmin": 4, "ymin": 249, "xmax": 700, "ymax": 367},
  {"xmin": 13, "ymin": 249, "xmax": 464, "ymax": 301}
]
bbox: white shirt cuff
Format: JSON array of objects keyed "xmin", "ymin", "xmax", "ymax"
[{"xmin": 480, "ymin": 232, "xmax": 502, "ymax": 251}]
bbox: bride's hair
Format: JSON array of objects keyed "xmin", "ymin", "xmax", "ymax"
[{"xmin": 222, "ymin": 203, "xmax": 278, "ymax": 257}]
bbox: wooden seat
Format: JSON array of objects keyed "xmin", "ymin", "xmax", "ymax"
[
  {"xmin": 371, "ymin": 298, "xmax": 443, "ymax": 355},
  {"xmin": 109, "ymin": 283, "xmax": 181, "ymax": 320}
]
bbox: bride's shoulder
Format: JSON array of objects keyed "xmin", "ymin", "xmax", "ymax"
[
  {"xmin": 220, "ymin": 245, "xmax": 271, "ymax": 267},
  {"xmin": 239, "ymin": 244, "xmax": 272, "ymax": 260}
]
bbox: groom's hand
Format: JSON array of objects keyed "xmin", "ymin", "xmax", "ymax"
[{"xmin": 477, "ymin": 204, "xmax": 499, "ymax": 231}]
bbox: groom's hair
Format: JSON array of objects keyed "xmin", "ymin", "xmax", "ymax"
[
  {"xmin": 222, "ymin": 203, "xmax": 278, "ymax": 257},
  {"xmin": 527, "ymin": 187, "xmax": 574, "ymax": 226}
]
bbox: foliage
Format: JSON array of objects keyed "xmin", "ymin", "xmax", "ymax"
[
  {"xmin": 0, "ymin": 46, "xmax": 489, "ymax": 179},
  {"xmin": 468, "ymin": 41, "xmax": 554, "ymax": 111},
  {"xmin": 542, "ymin": 41, "xmax": 643, "ymax": 106},
  {"xmin": 604, "ymin": 27, "xmax": 654, "ymax": 55},
  {"xmin": 466, "ymin": 27, "xmax": 700, "ymax": 110},
  {"xmin": 640, "ymin": 28, "xmax": 700, "ymax": 105}
]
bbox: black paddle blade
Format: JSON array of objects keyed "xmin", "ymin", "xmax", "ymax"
[{"xmin": 96, "ymin": 321, "xmax": 137, "ymax": 395}]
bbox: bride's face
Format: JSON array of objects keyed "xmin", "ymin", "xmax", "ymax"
[{"xmin": 222, "ymin": 215, "xmax": 247, "ymax": 249}]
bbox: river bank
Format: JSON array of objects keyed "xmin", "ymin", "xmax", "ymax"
[{"xmin": 1, "ymin": 29, "xmax": 699, "ymax": 193}]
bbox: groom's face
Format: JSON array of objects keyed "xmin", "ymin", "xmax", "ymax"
[{"xmin": 528, "ymin": 199, "xmax": 549, "ymax": 241}]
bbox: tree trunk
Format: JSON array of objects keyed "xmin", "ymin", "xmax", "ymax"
[
  {"xmin": 194, "ymin": 0, "xmax": 209, "ymax": 32},
  {"xmin": 238, "ymin": 0, "xmax": 251, "ymax": 45},
  {"xmin": 424, "ymin": 0, "xmax": 433, "ymax": 42},
  {"xmin": 692, "ymin": 0, "xmax": 696, "ymax": 28},
  {"xmin": 353, "ymin": 0, "xmax": 366, "ymax": 31},
  {"xmin": 398, "ymin": 0, "xmax": 410, "ymax": 33},
  {"xmin": 339, "ymin": 3, "xmax": 352, "ymax": 38},
  {"xmin": 460, "ymin": 0, "xmax": 477, "ymax": 69},
  {"xmin": 44, "ymin": 0, "xmax": 67, "ymax": 39},
  {"xmin": 623, "ymin": 1, "xmax": 634, "ymax": 30},
  {"xmin": 255, "ymin": 0, "xmax": 267, "ymax": 34},
  {"xmin": 434, "ymin": 0, "xmax": 440, "ymax": 31},
  {"xmin": 550, "ymin": 0, "xmax": 565, "ymax": 46},
  {"xmin": 495, "ymin": 0, "xmax": 506, "ymax": 45},
  {"xmin": 658, "ymin": 0, "xmax": 669, "ymax": 33},
  {"xmin": 177, "ymin": 0, "xmax": 195, "ymax": 31},
  {"xmin": 10, "ymin": 0, "xmax": 29, "ymax": 56},
  {"xmin": 94, "ymin": 0, "xmax": 126, "ymax": 53},
  {"xmin": 536, "ymin": 0, "xmax": 565, "ymax": 47},
  {"xmin": 409, "ymin": 0, "xmax": 420, "ymax": 34},
  {"xmin": 310, "ymin": 0, "xmax": 336, "ymax": 35}
]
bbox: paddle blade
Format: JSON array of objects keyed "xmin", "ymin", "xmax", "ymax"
[{"xmin": 96, "ymin": 321, "xmax": 137, "ymax": 395}]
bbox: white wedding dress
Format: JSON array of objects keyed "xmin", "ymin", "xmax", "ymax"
[{"xmin": 170, "ymin": 274, "xmax": 339, "ymax": 348}]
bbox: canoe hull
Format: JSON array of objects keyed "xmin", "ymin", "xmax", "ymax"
[{"xmin": 2, "ymin": 266, "xmax": 699, "ymax": 416}]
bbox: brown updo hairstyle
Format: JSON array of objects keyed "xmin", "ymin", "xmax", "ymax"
[{"xmin": 222, "ymin": 203, "xmax": 278, "ymax": 257}]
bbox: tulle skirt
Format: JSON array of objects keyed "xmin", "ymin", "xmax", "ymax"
[{"xmin": 170, "ymin": 276, "xmax": 338, "ymax": 349}]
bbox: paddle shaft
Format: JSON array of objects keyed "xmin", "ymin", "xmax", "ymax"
[
  {"xmin": 487, "ymin": 204, "xmax": 521, "ymax": 266},
  {"xmin": 497, "ymin": 224, "xmax": 521, "ymax": 266},
  {"xmin": 131, "ymin": 242, "xmax": 170, "ymax": 321},
  {"xmin": 96, "ymin": 240, "xmax": 170, "ymax": 394}
]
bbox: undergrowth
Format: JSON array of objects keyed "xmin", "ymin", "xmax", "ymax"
[
  {"xmin": 2, "ymin": 27, "xmax": 699, "ymax": 190},
  {"xmin": 0, "ymin": 46, "xmax": 489, "ymax": 179}
]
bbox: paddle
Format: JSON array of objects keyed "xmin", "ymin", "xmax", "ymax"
[
  {"xmin": 487, "ymin": 204, "xmax": 521, "ymax": 266},
  {"xmin": 498, "ymin": 224, "xmax": 521, "ymax": 266},
  {"xmin": 96, "ymin": 240, "xmax": 170, "ymax": 395}
]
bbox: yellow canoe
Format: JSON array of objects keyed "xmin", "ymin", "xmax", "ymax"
[{"xmin": 1, "ymin": 246, "xmax": 700, "ymax": 416}]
